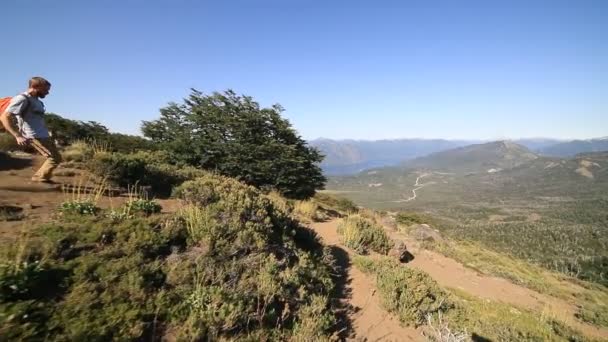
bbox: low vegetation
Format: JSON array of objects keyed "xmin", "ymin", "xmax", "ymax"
[
  {"xmin": 314, "ymin": 192, "xmax": 358, "ymax": 215},
  {"xmin": 445, "ymin": 289, "xmax": 594, "ymax": 342},
  {"xmin": 353, "ymin": 256, "xmax": 450, "ymax": 326},
  {"xmin": 0, "ymin": 206, "xmax": 24, "ymax": 222},
  {"xmin": 428, "ymin": 240, "xmax": 608, "ymax": 330},
  {"xmin": 354, "ymin": 257, "xmax": 595, "ymax": 341},
  {"xmin": 0, "ymin": 172, "xmax": 339, "ymax": 340},
  {"xmin": 337, "ymin": 215, "xmax": 392, "ymax": 255}
]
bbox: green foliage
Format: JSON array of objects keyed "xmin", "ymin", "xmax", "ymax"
[
  {"xmin": 337, "ymin": 215, "xmax": 392, "ymax": 255},
  {"xmin": 314, "ymin": 192, "xmax": 359, "ymax": 214},
  {"xmin": 293, "ymin": 200, "xmax": 325, "ymax": 222},
  {"xmin": 354, "ymin": 256, "xmax": 451, "ymax": 326},
  {"xmin": 439, "ymin": 199, "xmax": 608, "ymax": 286},
  {"xmin": 395, "ymin": 212, "xmax": 426, "ymax": 225},
  {"xmin": 0, "ymin": 172, "xmax": 338, "ymax": 340},
  {"xmin": 58, "ymin": 200, "xmax": 99, "ymax": 215},
  {"xmin": 61, "ymin": 141, "xmax": 94, "ymax": 162},
  {"xmin": 142, "ymin": 89, "xmax": 326, "ymax": 199},
  {"xmin": 45, "ymin": 113, "xmax": 110, "ymax": 143},
  {"xmin": 0, "ymin": 132, "xmax": 18, "ymax": 152},
  {"xmin": 431, "ymin": 240, "xmax": 608, "ymax": 330},
  {"xmin": 124, "ymin": 199, "xmax": 162, "ymax": 215},
  {"xmin": 444, "ymin": 289, "xmax": 594, "ymax": 342},
  {"xmin": 87, "ymin": 150, "xmax": 205, "ymax": 197},
  {"xmin": 46, "ymin": 113, "xmax": 155, "ymax": 153},
  {"xmin": 0, "ymin": 260, "xmax": 45, "ymax": 302},
  {"xmin": 577, "ymin": 305, "xmax": 608, "ymax": 328},
  {"xmin": 0, "ymin": 206, "xmax": 24, "ymax": 222}
]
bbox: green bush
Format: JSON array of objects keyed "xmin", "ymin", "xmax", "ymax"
[
  {"xmin": 1, "ymin": 172, "xmax": 338, "ymax": 340},
  {"xmin": 354, "ymin": 256, "xmax": 451, "ymax": 326},
  {"xmin": 0, "ymin": 206, "xmax": 24, "ymax": 222},
  {"xmin": 58, "ymin": 200, "xmax": 99, "ymax": 216},
  {"xmin": 0, "ymin": 133, "xmax": 17, "ymax": 152},
  {"xmin": 46, "ymin": 113, "xmax": 156, "ymax": 153},
  {"xmin": 314, "ymin": 193, "xmax": 358, "ymax": 214},
  {"xmin": 87, "ymin": 151, "xmax": 205, "ymax": 197},
  {"xmin": 125, "ymin": 198, "xmax": 162, "ymax": 215},
  {"xmin": 396, "ymin": 212, "xmax": 426, "ymax": 226},
  {"xmin": 61, "ymin": 141, "xmax": 94, "ymax": 162},
  {"xmin": 0, "ymin": 260, "xmax": 45, "ymax": 302},
  {"xmin": 337, "ymin": 215, "xmax": 393, "ymax": 255}
]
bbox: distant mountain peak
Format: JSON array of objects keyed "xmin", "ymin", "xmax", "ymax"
[{"xmin": 399, "ymin": 140, "xmax": 538, "ymax": 173}]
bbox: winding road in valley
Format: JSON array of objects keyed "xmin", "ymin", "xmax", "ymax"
[{"xmin": 392, "ymin": 173, "xmax": 431, "ymax": 203}]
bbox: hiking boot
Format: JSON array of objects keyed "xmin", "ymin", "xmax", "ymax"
[{"xmin": 31, "ymin": 177, "xmax": 58, "ymax": 185}]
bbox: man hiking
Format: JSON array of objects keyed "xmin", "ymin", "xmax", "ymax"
[{"xmin": 0, "ymin": 77, "xmax": 62, "ymax": 183}]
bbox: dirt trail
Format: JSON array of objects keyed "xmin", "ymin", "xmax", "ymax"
[
  {"xmin": 314, "ymin": 219, "xmax": 608, "ymax": 341},
  {"xmin": 311, "ymin": 221, "xmax": 425, "ymax": 341},
  {"xmin": 389, "ymin": 230, "xmax": 608, "ymax": 340},
  {"xmin": 0, "ymin": 155, "xmax": 180, "ymax": 241}
]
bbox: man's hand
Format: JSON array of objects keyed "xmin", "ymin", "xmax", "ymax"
[{"xmin": 15, "ymin": 136, "xmax": 29, "ymax": 146}]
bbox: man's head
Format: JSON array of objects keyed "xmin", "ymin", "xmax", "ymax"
[{"xmin": 28, "ymin": 77, "xmax": 51, "ymax": 98}]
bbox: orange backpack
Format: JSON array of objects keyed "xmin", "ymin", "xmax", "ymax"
[
  {"xmin": 0, "ymin": 97, "xmax": 12, "ymax": 114},
  {"xmin": 0, "ymin": 95, "xmax": 30, "ymax": 132}
]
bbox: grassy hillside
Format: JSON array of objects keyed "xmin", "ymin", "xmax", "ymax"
[
  {"xmin": 0, "ymin": 165, "xmax": 340, "ymax": 340},
  {"xmin": 328, "ymin": 145, "xmax": 608, "ymax": 285}
]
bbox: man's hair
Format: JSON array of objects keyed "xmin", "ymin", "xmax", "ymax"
[{"xmin": 29, "ymin": 76, "xmax": 51, "ymax": 88}]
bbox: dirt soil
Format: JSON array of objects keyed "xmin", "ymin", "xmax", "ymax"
[
  {"xmin": 0, "ymin": 153, "xmax": 180, "ymax": 242},
  {"xmin": 311, "ymin": 218, "xmax": 608, "ymax": 341}
]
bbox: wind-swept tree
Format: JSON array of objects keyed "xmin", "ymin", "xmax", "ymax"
[{"xmin": 142, "ymin": 89, "xmax": 326, "ymax": 199}]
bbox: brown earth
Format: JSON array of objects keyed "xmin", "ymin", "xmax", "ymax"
[
  {"xmin": 0, "ymin": 153, "xmax": 180, "ymax": 242},
  {"xmin": 312, "ymin": 220, "xmax": 425, "ymax": 341},
  {"xmin": 311, "ymin": 218, "xmax": 608, "ymax": 341}
]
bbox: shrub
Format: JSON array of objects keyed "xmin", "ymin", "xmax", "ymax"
[
  {"xmin": 87, "ymin": 151, "xmax": 205, "ymax": 197},
  {"xmin": 445, "ymin": 289, "xmax": 592, "ymax": 342},
  {"xmin": 124, "ymin": 198, "xmax": 162, "ymax": 215},
  {"xmin": 0, "ymin": 133, "xmax": 18, "ymax": 152},
  {"xmin": 58, "ymin": 200, "xmax": 99, "ymax": 215},
  {"xmin": 0, "ymin": 259, "xmax": 45, "ymax": 302},
  {"xmin": 61, "ymin": 141, "xmax": 94, "ymax": 162},
  {"xmin": 354, "ymin": 256, "xmax": 451, "ymax": 326},
  {"xmin": 314, "ymin": 193, "xmax": 358, "ymax": 214},
  {"xmin": 169, "ymin": 174, "xmax": 337, "ymax": 338},
  {"xmin": 294, "ymin": 200, "xmax": 324, "ymax": 222},
  {"xmin": 396, "ymin": 212, "xmax": 426, "ymax": 226},
  {"xmin": 337, "ymin": 215, "xmax": 393, "ymax": 255},
  {"xmin": 0, "ymin": 206, "xmax": 24, "ymax": 222},
  {"xmin": 1, "ymin": 172, "xmax": 339, "ymax": 340}
]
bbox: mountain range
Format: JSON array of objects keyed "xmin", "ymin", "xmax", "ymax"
[
  {"xmin": 310, "ymin": 137, "xmax": 607, "ymax": 175},
  {"xmin": 326, "ymin": 140, "xmax": 608, "ymax": 209}
]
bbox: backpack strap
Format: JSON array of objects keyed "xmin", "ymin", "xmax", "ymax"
[
  {"xmin": 13, "ymin": 94, "xmax": 31, "ymax": 136},
  {"xmin": 18, "ymin": 93, "xmax": 31, "ymax": 116}
]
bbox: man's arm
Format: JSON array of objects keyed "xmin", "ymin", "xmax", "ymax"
[
  {"xmin": 0, "ymin": 111, "xmax": 27, "ymax": 145},
  {"xmin": 1, "ymin": 95, "xmax": 29, "ymax": 146}
]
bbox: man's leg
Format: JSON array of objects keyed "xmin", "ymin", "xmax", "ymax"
[{"xmin": 29, "ymin": 138, "xmax": 62, "ymax": 181}]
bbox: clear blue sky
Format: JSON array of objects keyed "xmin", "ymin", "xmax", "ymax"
[{"xmin": 2, "ymin": 0, "xmax": 607, "ymax": 140}]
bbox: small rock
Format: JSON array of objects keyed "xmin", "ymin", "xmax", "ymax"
[
  {"xmin": 410, "ymin": 224, "xmax": 443, "ymax": 243},
  {"xmin": 389, "ymin": 241, "xmax": 414, "ymax": 263}
]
